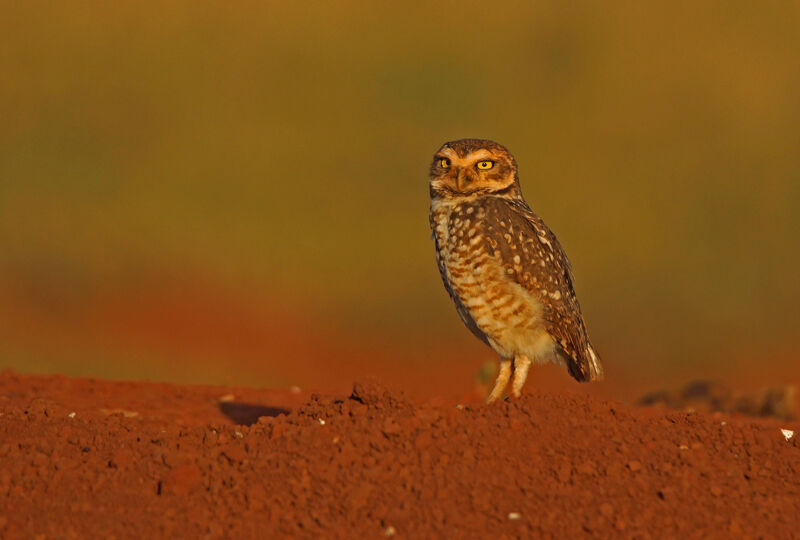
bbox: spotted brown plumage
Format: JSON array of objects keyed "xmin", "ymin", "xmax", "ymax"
[{"xmin": 429, "ymin": 138, "xmax": 603, "ymax": 402}]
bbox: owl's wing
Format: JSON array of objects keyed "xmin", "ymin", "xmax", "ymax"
[{"xmin": 481, "ymin": 197, "xmax": 603, "ymax": 381}]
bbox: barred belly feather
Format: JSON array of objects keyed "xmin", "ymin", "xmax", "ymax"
[{"xmin": 431, "ymin": 198, "xmax": 559, "ymax": 364}]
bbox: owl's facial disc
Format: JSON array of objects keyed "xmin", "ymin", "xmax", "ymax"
[{"xmin": 430, "ymin": 145, "xmax": 516, "ymax": 197}]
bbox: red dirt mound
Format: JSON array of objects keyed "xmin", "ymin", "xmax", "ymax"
[{"xmin": 1, "ymin": 371, "xmax": 799, "ymax": 538}]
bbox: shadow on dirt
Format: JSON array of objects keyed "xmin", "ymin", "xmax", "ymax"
[{"xmin": 219, "ymin": 402, "xmax": 290, "ymax": 425}]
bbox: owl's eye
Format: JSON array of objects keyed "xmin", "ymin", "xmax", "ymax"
[
  {"xmin": 440, "ymin": 158, "xmax": 451, "ymax": 169},
  {"xmin": 476, "ymin": 161, "xmax": 494, "ymax": 170}
]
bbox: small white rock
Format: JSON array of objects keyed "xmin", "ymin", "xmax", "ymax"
[
  {"xmin": 234, "ymin": 431, "xmax": 244, "ymax": 439},
  {"xmin": 780, "ymin": 428, "xmax": 794, "ymax": 441},
  {"xmin": 68, "ymin": 412, "xmax": 76, "ymax": 418},
  {"xmin": 318, "ymin": 418, "xmax": 326, "ymax": 426},
  {"xmin": 508, "ymin": 512, "xmax": 521, "ymax": 520},
  {"xmin": 384, "ymin": 525, "xmax": 396, "ymax": 537}
]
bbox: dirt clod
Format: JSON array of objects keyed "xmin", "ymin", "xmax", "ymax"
[{"xmin": 162, "ymin": 464, "xmax": 202, "ymax": 496}]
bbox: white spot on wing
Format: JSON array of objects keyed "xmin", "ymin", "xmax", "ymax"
[{"xmin": 538, "ymin": 235, "xmax": 552, "ymax": 249}]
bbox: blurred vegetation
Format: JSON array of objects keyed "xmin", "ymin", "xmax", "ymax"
[{"xmin": 1, "ymin": 1, "xmax": 799, "ymax": 387}]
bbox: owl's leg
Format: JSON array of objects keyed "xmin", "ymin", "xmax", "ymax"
[
  {"xmin": 487, "ymin": 359, "xmax": 512, "ymax": 403},
  {"xmin": 511, "ymin": 355, "xmax": 532, "ymax": 398}
]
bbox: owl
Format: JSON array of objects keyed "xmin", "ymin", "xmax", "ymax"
[{"xmin": 429, "ymin": 138, "xmax": 603, "ymax": 403}]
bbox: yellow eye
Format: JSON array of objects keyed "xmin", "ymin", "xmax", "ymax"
[
  {"xmin": 476, "ymin": 160, "xmax": 494, "ymax": 170},
  {"xmin": 440, "ymin": 158, "xmax": 450, "ymax": 169}
]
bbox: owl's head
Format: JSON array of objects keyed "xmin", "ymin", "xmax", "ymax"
[{"xmin": 429, "ymin": 139, "xmax": 520, "ymax": 200}]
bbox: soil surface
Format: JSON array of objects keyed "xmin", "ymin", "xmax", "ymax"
[{"xmin": 1, "ymin": 371, "xmax": 799, "ymax": 539}]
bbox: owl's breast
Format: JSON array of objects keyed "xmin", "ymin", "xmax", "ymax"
[{"xmin": 430, "ymin": 198, "xmax": 553, "ymax": 360}]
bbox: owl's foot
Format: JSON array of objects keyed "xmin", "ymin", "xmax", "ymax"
[
  {"xmin": 487, "ymin": 359, "xmax": 512, "ymax": 403},
  {"xmin": 511, "ymin": 355, "xmax": 532, "ymax": 398}
]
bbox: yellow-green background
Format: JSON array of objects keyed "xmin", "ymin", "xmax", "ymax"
[{"xmin": 2, "ymin": 1, "xmax": 798, "ymax": 393}]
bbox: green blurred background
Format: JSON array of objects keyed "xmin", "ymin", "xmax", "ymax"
[{"xmin": 1, "ymin": 1, "xmax": 798, "ymax": 397}]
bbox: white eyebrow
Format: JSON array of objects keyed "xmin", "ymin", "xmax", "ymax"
[{"xmin": 464, "ymin": 150, "xmax": 494, "ymax": 162}]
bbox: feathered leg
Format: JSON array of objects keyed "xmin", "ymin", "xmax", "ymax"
[
  {"xmin": 487, "ymin": 359, "xmax": 512, "ymax": 403},
  {"xmin": 511, "ymin": 354, "xmax": 532, "ymax": 398}
]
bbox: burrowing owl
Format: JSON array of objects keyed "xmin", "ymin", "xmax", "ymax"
[{"xmin": 429, "ymin": 139, "xmax": 603, "ymax": 403}]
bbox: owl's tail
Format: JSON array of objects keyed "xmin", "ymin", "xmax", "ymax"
[{"xmin": 567, "ymin": 344, "xmax": 604, "ymax": 382}]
